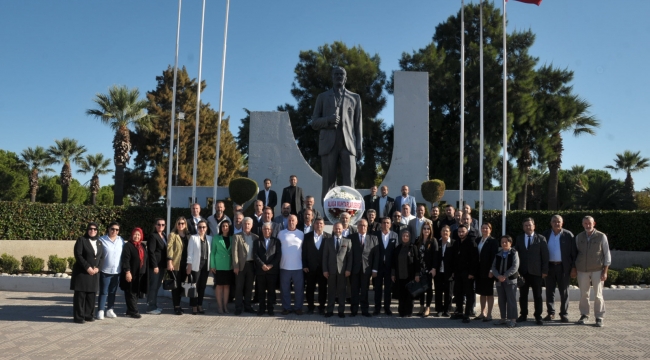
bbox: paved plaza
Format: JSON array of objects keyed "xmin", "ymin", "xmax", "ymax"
[{"xmin": 1, "ymin": 291, "xmax": 649, "ymax": 359}]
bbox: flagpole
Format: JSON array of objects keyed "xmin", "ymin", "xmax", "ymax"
[
  {"xmin": 166, "ymin": 0, "xmax": 182, "ymax": 237},
  {"xmin": 479, "ymin": 0, "xmax": 484, "ymax": 228},
  {"xmin": 212, "ymin": 0, "xmax": 231, "ymax": 214},
  {"xmin": 502, "ymin": 0, "xmax": 508, "ymax": 235},
  {"xmin": 191, "ymin": 0, "xmax": 207, "ymax": 206},
  {"xmin": 459, "ymin": 0, "xmax": 465, "ymax": 211}
]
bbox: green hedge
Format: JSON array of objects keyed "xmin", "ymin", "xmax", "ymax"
[
  {"xmin": 0, "ymin": 201, "xmax": 234, "ymax": 240},
  {"xmin": 1, "ymin": 203, "xmax": 649, "ymax": 251}
]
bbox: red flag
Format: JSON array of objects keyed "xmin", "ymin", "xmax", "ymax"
[{"xmin": 509, "ymin": 0, "xmax": 542, "ymax": 5}]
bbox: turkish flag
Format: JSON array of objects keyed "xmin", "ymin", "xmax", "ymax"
[{"xmin": 511, "ymin": 0, "xmax": 542, "ymax": 5}]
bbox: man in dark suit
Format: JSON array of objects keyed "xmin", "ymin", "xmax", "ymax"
[
  {"xmin": 543, "ymin": 215, "xmax": 577, "ymax": 323},
  {"xmin": 273, "ymin": 202, "xmax": 292, "ymax": 231},
  {"xmin": 280, "ymin": 175, "xmax": 304, "ymax": 216},
  {"xmin": 297, "ymin": 208, "xmax": 315, "ymax": 234},
  {"xmin": 253, "ymin": 223, "xmax": 282, "ymax": 316},
  {"xmin": 392, "ymin": 185, "xmax": 417, "ymax": 216},
  {"xmin": 515, "ymin": 217, "xmax": 549, "ymax": 326},
  {"xmin": 453, "ymin": 225, "xmax": 479, "ymax": 323},
  {"xmin": 429, "ymin": 206, "xmax": 443, "ymax": 240},
  {"xmin": 378, "ymin": 185, "xmax": 395, "ymax": 219},
  {"xmin": 365, "ymin": 209, "xmax": 381, "ymax": 234},
  {"xmin": 187, "ymin": 203, "xmax": 210, "ymax": 235},
  {"xmin": 452, "ymin": 213, "xmax": 479, "ymax": 243},
  {"xmin": 252, "ymin": 200, "xmax": 264, "ymax": 229},
  {"xmin": 302, "ymin": 217, "xmax": 330, "ymax": 314},
  {"xmin": 323, "ymin": 222, "xmax": 352, "ymax": 318},
  {"xmin": 339, "ymin": 212, "xmax": 357, "ymax": 237},
  {"xmin": 390, "ymin": 211, "xmax": 407, "ymax": 236},
  {"xmin": 254, "ymin": 207, "xmax": 274, "ymax": 238},
  {"xmin": 298, "ymin": 196, "xmax": 321, "ymax": 224},
  {"xmin": 441, "ymin": 204, "xmax": 457, "ymax": 228},
  {"xmin": 372, "ymin": 217, "xmax": 399, "ymax": 315},
  {"xmin": 257, "ymin": 178, "xmax": 278, "ymax": 212},
  {"xmin": 349, "ymin": 219, "xmax": 378, "ymax": 317},
  {"xmin": 432, "ymin": 225, "xmax": 454, "ymax": 317},
  {"xmin": 363, "ymin": 186, "xmax": 380, "ymax": 219}
]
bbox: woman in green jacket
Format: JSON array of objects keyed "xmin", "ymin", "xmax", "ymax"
[{"xmin": 210, "ymin": 220, "xmax": 233, "ymax": 314}]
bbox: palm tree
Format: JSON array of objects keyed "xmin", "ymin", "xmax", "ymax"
[
  {"xmin": 605, "ymin": 150, "xmax": 650, "ymax": 198},
  {"xmin": 86, "ymin": 85, "xmax": 151, "ymax": 205},
  {"xmin": 576, "ymin": 177, "xmax": 629, "ymax": 210},
  {"xmin": 77, "ymin": 153, "xmax": 113, "ymax": 205},
  {"xmin": 47, "ymin": 138, "xmax": 86, "ymax": 203},
  {"xmin": 20, "ymin": 146, "xmax": 54, "ymax": 202}
]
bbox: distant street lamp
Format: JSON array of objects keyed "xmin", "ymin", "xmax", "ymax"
[{"xmin": 175, "ymin": 112, "xmax": 185, "ymax": 186}]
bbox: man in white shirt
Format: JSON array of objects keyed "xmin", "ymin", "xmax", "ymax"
[
  {"xmin": 372, "ymin": 217, "xmax": 398, "ymax": 315},
  {"xmin": 400, "ymin": 204, "xmax": 415, "ymax": 226},
  {"xmin": 393, "ymin": 185, "xmax": 417, "ymax": 216},
  {"xmin": 298, "ymin": 208, "xmax": 314, "ymax": 234},
  {"xmin": 252, "ymin": 200, "xmax": 264, "ymax": 226},
  {"xmin": 278, "ymin": 215, "xmax": 305, "ymax": 315},
  {"xmin": 302, "ymin": 217, "xmax": 330, "ymax": 314},
  {"xmin": 408, "ymin": 204, "xmax": 432, "ymax": 239},
  {"xmin": 188, "ymin": 203, "xmax": 209, "ymax": 235}
]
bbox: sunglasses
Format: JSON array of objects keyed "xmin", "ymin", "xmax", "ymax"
[
  {"xmin": 178, "ymin": 222, "xmax": 186, "ymax": 225},
  {"xmin": 197, "ymin": 226, "xmax": 207, "ymax": 229},
  {"xmin": 109, "ymin": 228, "xmax": 119, "ymax": 231},
  {"xmin": 89, "ymin": 228, "xmax": 98, "ymax": 231},
  {"xmin": 156, "ymin": 223, "xmax": 165, "ymax": 227}
]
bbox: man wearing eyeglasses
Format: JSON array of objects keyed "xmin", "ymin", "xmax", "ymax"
[
  {"xmin": 391, "ymin": 211, "xmax": 407, "ymax": 235},
  {"xmin": 97, "ymin": 222, "xmax": 124, "ymax": 320}
]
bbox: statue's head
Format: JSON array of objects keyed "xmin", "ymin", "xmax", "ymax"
[{"xmin": 331, "ymin": 66, "xmax": 347, "ymax": 87}]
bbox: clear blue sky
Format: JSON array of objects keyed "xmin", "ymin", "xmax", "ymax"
[{"xmin": 1, "ymin": 0, "xmax": 649, "ymax": 191}]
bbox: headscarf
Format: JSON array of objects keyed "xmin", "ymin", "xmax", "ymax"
[
  {"xmin": 84, "ymin": 222, "xmax": 100, "ymax": 240},
  {"xmin": 130, "ymin": 228, "xmax": 145, "ymax": 268}
]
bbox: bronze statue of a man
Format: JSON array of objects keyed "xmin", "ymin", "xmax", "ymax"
[{"xmin": 311, "ymin": 67, "xmax": 362, "ymax": 203}]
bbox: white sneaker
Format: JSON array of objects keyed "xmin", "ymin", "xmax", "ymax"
[
  {"xmin": 97, "ymin": 310, "xmax": 104, "ymax": 320},
  {"xmin": 147, "ymin": 309, "xmax": 162, "ymax": 315},
  {"xmin": 105, "ymin": 309, "xmax": 117, "ymax": 318}
]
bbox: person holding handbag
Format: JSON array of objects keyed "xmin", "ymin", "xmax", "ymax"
[
  {"xmin": 491, "ymin": 235, "xmax": 520, "ymax": 328},
  {"xmin": 167, "ymin": 217, "xmax": 190, "ymax": 315},
  {"xmin": 210, "ymin": 220, "xmax": 234, "ymax": 314},
  {"xmin": 70, "ymin": 222, "xmax": 104, "ymax": 324},
  {"xmin": 187, "ymin": 220, "xmax": 211, "ymax": 315},
  {"xmin": 120, "ymin": 228, "xmax": 148, "ymax": 319},
  {"xmin": 391, "ymin": 230, "xmax": 420, "ymax": 317}
]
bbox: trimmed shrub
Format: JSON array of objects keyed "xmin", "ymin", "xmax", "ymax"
[
  {"xmin": 643, "ymin": 268, "xmax": 650, "ymax": 284},
  {"xmin": 0, "ymin": 253, "xmax": 20, "ymax": 274},
  {"xmin": 67, "ymin": 256, "xmax": 76, "ymax": 270},
  {"xmin": 228, "ymin": 178, "xmax": 258, "ymax": 207},
  {"xmin": 620, "ymin": 267, "xmax": 644, "ymax": 285},
  {"xmin": 21, "ymin": 255, "xmax": 44, "ymax": 274},
  {"xmin": 47, "ymin": 255, "xmax": 67, "ymax": 273},
  {"xmin": 605, "ymin": 269, "xmax": 619, "ymax": 287},
  {"xmin": 421, "ymin": 179, "xmax": 445, "ymax": 205}
]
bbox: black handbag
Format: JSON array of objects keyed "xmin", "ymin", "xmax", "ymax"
[
  {"xmin": 163, "ymin": 271, "xmax": 177, "ymax": 291},
  {"xmin": 406, "ymin": 279, "xmax": 429, "ymax": 298},
  {"xmin": 516, "ymin": 273, "xmax": 526, "ymax": 288},
  {"xmin": 182, "ymin": 273, "xmax": 198, "ymax": 298}
]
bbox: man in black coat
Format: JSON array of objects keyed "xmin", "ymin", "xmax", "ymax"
[
  {"xmin": 432, "ymin": 226, "xmax": 454, "ymax": 316},
  {"xmin": 515, "ymin": 217, "xmax": 549, "ymax": 326},
  {"xmin": 280, "ymin": 175, "xmax": 304, "ymax": 216},
  {"xmin": 187, "ymin": 203, "xmax": 210, "ymax": 235},
  {"xmin": 452, "ymin": 225, "xmax": 479, "ymax": 323},
  {"xmin": 257, "ymin": 178, "xmax": 278, "ymax": 211},
  {"xmin": 452, "ymin": 213, "xmax": 479, "ymax": 243},
  {"xmin": 301, "ymin": 217, "xmax": 330, "ymax": 314},
  {"xmin": 253, "ymin": 223, "xmax": 282, "ymax": 316},
  {"xmin": 377, "ymin": 185, "xmax": 395, "ymax": 219},
  {"xmin": 363, "ymin": 185, "xmax": 380, "ymax": 219},
  {"xmin": 542, "ymin": 215, "xmax": 576, "ymax": 323},
  {"xmin": 349, "ymin": 219, "xmax": 378, "ymax": 317},
  {"xmin": 371, "ymin": 217, "xmax": 399, "ymax": 315}
]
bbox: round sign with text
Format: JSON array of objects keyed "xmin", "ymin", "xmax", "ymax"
[{"xmin": 323, "ymin": 186, "xmax": 365, "ymax": 225}]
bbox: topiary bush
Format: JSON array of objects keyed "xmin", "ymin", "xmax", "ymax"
[
  {"xmin": 67, "ymin": 256, "xmax": 76, "ymax": 270},
  {"xmin": 47, "ymin": 255, "xmax": 67, "ymax": 273},
  {"xmin": 421, "ymin": 179, "xmax": 445, "ymax": 206},
  {"xmin": 228, "ymin": 178, "xmax": 258, "ymax": 210},
  {"xmin": 620, "ymin": 267, "xmax": 644, "ymax": 285},
  {"xmin": 21, "ymin": 255, "xmax": 44, "ymax": 274},
  {"xmin": 605, "ymin": 269, "xmax": 619, "ymax": 287},
  {"xmin": 0, "ymin": 253, "xmax": 21, "ymax": 274}
]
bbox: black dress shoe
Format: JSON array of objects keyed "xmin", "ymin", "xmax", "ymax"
[
  {"xmin": 234, "ymin": 309, "xmax": 242, "ymax": 316},
  {"xmin": 384, "ymin": 309, "xmax": 393, "ymax": 316},
  {"xmin": 560, "ymin": 315, "xmax": 569, "ymax": 323},
  {"xmin": 268, "ymin": 310, "xmax": 275, "ymax": 316},
  {"xmin": 74, "ymin": 319, "xmax": 85, "ymax": 324},
  {"xmin": 130, "ymin": 313, "xmax": 142, "ymax": 319},
  {"xmin": 197, "ymin": 307, "xmax": 205, "ymax": 314},
  {"xmin": 281, "ymin": 309, "xmax": 291, "ymax": 315},
  {"xmin": 536, "ymin": 319, "xmax": 544, "ymax": 326},
  {"xmin": 543, "ymin": 314, "xmax": 555, "ymax": 321},
  {"xmin": 350, "ymin": 312, "xmax": 357, "ymax": 317},
  {"xmin": 362, "ymin": 312, "xmax": 372, "ymax": 317},
  {"xmin": 442, "ymin": 312, "xmax": 450, "ymax": 317},
  {"xmin": 516, "ymin": 315, "xmax": 527, "ymax": 323},
  {"xmin": 257, "ymin": 310, "xmax": 264, "ymax": 316},
  {"xmin": 373, "ymin": 309, "xmax": 381, "ymax": 316},
  {"xmin": 307, "ymin": 309, "xmax": 314, "ymax": 315},
  {"xmin": 244, "ymin": 307, "xmax": 256, "ymax": 314},
  {"xmin": 85, "ymin": 317, "xmax": 95, "ymax": 322},
  {"xmin": 318, "ymin": 308, "xmax": 326, "ymax": 315},
  {"xmin": 462, "ymin": 318, "xmax": 471, "ymax": 323},
  {"xmin": 325, "ymin": 312, "xmax": 333, "ymax": 318},
  {"xmin": 338, "ymin": 313, "xmax": 345, "ymax": 318}
]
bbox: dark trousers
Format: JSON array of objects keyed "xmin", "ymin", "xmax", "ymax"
[
  {"xmin": 305, "ymin": 267, "xmax": 327, "ymax": 311},
  {"xmin": 124, "ymin": 289, "xmax": 140, "ymax": 315},
  {"xmin": 418, "ymin": 273, "xmax": 433, "ymax": 307},
  {"xmin": 170, "ymin": 270, "xmax": 187, "ymax": 308},
  {"xmin": 453, "ymin": 272, "xmax": 475, "ymax": 318},
  {"xmin": 73, "ymin": 291, "xmax": 95, "ymax": 321},
  {"xmin": 519, "ymin": 273, "xmax": 543, "ymax": 319},
  {"xmin": 546, "ymin": 263, "xmax": 570, "ymax": 316},
  {"xmin": 350, "ymin": 271, "xmax": 371, "ymax": 314},
  {"xmin": 147, "ymin": 267, "xmax": 165, "ymax": 311},
  {"xmin": 190, "ymin": 268, "xmax": 209, "ymax": 307},
  {"xmin": 327, "ymin": 272, "xmax": 347, "ymax": 314},
  {"xmin": 434, "ymin": 274, "xmax": 453, "ymax": 313},
  {"xmin": 256, "ymin": 273, "xmax": 278, "ymax": 312},
  {"xmin": 235, "ymin": 262, "xmax": 255, "ymax": 311},
  {"xmin": 396, "ymin": 278, "xmax": 414, "ymax": 316},
  {"xmin": 373, "ymin": 271, "xmax": 393, "ymax": 311}
]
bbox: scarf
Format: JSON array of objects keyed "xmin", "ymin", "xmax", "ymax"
[
  {"xmin": 85, "ymin": 222, "xmax": 100, "ymax": 240},
  {"xmin": 130, "ymin": 228, "xmax": 145, "ymax": 268}
]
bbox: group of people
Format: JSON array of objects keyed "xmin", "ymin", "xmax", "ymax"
[{"xmin": 69, "ymin": 176, "xmax": 611, "ymax": 328}]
